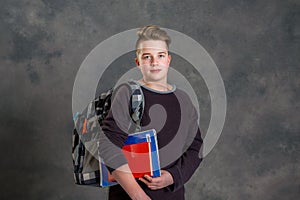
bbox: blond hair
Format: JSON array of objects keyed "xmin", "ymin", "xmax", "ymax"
[{"xmin": 136, "ymin": 25, "xmax": 171, "ymax": 55}]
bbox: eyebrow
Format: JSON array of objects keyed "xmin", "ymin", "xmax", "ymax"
[{"xmin": 141, "ymin": 52, "xmax": 167, "ymax": 56}]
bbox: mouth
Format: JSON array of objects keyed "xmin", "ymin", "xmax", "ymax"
[{"xmin": 150, "ymin": 69, "xmax": 161, "ymax": 73}]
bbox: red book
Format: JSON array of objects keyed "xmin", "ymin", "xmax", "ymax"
[{"xmin": 122, "ymin": 142, "xmax": 152, "ymax": 178}]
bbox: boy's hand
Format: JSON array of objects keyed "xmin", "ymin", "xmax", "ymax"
[{"xmin": 139, "ymin": 170, "xmax": 174, "ymax": 190}]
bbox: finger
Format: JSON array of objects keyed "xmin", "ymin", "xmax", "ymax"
[
  {"xmin": 148, "ymin": 185, "xmax": 162, "ymax": 190},
  {"xmin": 143, "ymin": 175, "xmax": 153, "ymax": 182},
  {"xmin": 148, "ymin": 185, "xmax": 157, "ymax": 190},
  {"xmin": 149, "ymin": 177, "xmax": 161, "ymax": 183},
  {"xmin": 138, "ymin": 177, "xmax": 151, "ymax": 186}
]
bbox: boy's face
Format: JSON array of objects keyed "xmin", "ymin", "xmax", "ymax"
[{"xmin": 135, "ymin": 40, "xmax": 171, "ymax": 84}]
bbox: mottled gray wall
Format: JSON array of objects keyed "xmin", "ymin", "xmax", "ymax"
[{"xmin": 0, "ymin": 0, "xmax": 299, "ymax": 200}]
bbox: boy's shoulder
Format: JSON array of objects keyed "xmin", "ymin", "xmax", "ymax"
[
  {"xmin": 174, "ymin": 87, "xmax": 198, "ymax": 114},
  {"xmin": 174, "ymin": 87, "xmax": 193, "ymax": 101}
]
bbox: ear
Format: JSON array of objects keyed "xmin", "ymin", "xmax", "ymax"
[
  {"xmin": 135, "ymin": 58, "xmax": 140, "ymax": 67},
  {"xmin": 167, "ymin": 54, "xmax": 172, "ymax": 65}
]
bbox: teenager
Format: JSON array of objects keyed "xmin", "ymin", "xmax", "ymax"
[{"xmin": 100, "ymin": 25, "xmax": 203, "ymax": 200}]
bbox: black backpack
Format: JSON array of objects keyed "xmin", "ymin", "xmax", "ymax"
[{"xmin": 72, "ymin": 80, "xmax": 144, "ymax": 186}]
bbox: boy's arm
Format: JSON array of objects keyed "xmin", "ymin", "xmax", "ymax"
[
  {"xmin": 140, "ymin": 128, "xmax": 202, "ymax": 192},
  {"xmin": 99, "ymin": 85, "xmax": 132, "ymax": 172},
  {"xmin": 164, "ymin": 128, "xmax": 203, "ymax": 191},
  {"xmin": 141, "ymin": 105, "xmax": 203, "ymax": 192},
  {"xmin": 112, "ymin": 164, "xmax": 151, "ymax": 200},
  {"xmin": 164, "ymin": 104, "xmax": 203, "ymax": 192},
  {"xmin": 99, "ymin": 85, "xmax": 150, "ymax": 199}
]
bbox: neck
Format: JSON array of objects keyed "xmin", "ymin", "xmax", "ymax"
[{"xmin": 139, "ymin": 79, "xmax": 172, "ymax": 92}]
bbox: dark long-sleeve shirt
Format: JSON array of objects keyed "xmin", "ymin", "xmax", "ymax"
[{"xmin": 100, "ymin": 83, "xmax": 203, "ymax": 200}]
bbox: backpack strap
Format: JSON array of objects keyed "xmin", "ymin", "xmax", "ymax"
[{"xmin": 127, "ymin": 80, "xmax": 144, "ymax": 133}]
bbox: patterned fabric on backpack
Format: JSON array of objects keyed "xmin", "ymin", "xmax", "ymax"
[{"xmin": 72, "ymin": 80, "xmax": 144, "ymax": 186}]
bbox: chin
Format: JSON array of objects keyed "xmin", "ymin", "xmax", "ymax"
[{"xmin": 149, "ymin": 79, "xmax": 165, "ymax": 83}]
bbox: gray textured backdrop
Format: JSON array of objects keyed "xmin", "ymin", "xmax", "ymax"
[{"xmin": 0, "ymin": 0, "xmax": 299, "ymax": 200}]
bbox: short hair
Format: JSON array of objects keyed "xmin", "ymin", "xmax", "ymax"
[{"xmin": 136, "ymin": 25, "xmax": 171, "ymax": 54}]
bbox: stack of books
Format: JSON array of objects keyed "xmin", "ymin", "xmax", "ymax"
[{"xmin": 98, "ymin": 129, "xmax": 161, "ymax": 187}]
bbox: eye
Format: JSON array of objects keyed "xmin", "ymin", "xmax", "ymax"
[
  {"xmin": 142, "ymin": 55, "xmax": 151, "ymax": 60},
  {"xmin": 158, "ymin": 54, "xmax": 165, "ymax": 58}
]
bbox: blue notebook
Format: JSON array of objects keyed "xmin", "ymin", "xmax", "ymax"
[{"xmin": 98, "ymin": 129, "xmax": 161, "ymax": 187}]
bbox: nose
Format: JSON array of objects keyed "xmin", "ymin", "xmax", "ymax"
[{"xmin": 151, "ymin": 57, "xmax": 159, "ymax": 66}]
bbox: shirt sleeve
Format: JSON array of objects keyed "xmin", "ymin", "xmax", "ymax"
[
  {"xmin": 98, "ymin": 85, "xmax": 132, "ymax": 173},
  {"xmin": 164, "ymin": 105, "xmax": 203, "ymax": 192}
]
